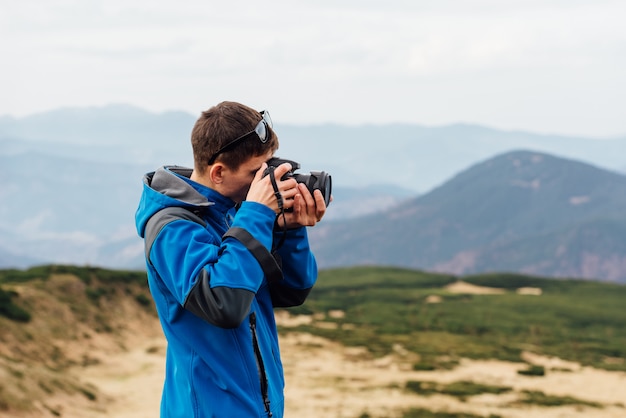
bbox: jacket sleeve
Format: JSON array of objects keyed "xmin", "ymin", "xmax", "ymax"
[
  {"xmin": 148, "ymin": 202, "xmax": 276, "ymax": 328},
  {"xmin": 269, "ymin": 226, "xmax": 318, "ymax": 307}
]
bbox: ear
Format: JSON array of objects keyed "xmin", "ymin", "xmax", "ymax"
[{"xmin": 209, "ymin": 163, "xmax": 225, "ymax": 184}]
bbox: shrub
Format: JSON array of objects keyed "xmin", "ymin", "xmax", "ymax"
[
  {"xmin": 402, "ymin": 408, "xmax": 501, "ymax": 418},
  {"xmin": 135, "ymin": 293, "xmax": 152, "ymax": 307},
  {"xmin": 517, "ymin": 390, "xmax": 601, "ymax": 408},
  {"xmin": 517, "ymin": 365, "xmax": 545, "ymax": 376},
  {"xmin": 406, "ymin": 380, "xmax": 512, "ymax": 401},
  {"xmin": 0, "ymin": 287, "xmax": 31, "ymax": 322}
]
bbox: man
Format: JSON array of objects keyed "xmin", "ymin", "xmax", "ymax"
[{"xmin": 135, "ymin": 101, "xmax": 327, "ymax": 417}]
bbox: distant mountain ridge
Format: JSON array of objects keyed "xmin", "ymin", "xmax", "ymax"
[
  {"xmin": 2, "ymin": 105, "xmax": 626, "ymax": 282},
  {"xmin": 309, "ymin": 150, "xmax": 626, "ymax": 282},
  {"xmin": 0, "ymin": 104, "xmax": 195, "ymax": 145},
  {"xmin": 2, "ymin": 104, "xmax": 625, "ymax": 193}
]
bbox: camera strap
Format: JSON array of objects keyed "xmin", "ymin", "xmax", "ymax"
[
  {"xmin": 267, "ymin": 166, "xmax": 283, "ymax": 211},
  {"xmin": 266, "ymin": 166, "xmax": 288, "ymax": 251}
]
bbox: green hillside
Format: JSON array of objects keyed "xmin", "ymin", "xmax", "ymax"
[
  {"xmin": 1, "ymin": 265, "xmax": 625, "ymax": 416},
  {"xmin": 285, "ymin": 266, "xmax": 626, "ymax": 372}
]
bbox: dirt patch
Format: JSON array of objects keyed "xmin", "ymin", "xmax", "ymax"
[
  {"xmin": 4, "ymin": 319, "xmax": 626, "ymax": 418},
  {"xmin": 445, "ymin": 280, "xmax": 506, "ymax": 295},
  {"xmin": 517, "ymin": 287, "xmax": 543, "ymax": 295},
  {"xmin": 282, "ymin": 332, "xmax": 626, "ymax": 418}
]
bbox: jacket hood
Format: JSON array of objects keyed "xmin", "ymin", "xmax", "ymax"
[{"xmin": 135, "ymin": 166, "xmax": 214, "ymax": 238}]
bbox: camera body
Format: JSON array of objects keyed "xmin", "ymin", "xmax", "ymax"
[{"xmin": 264, "ymin": 157, "xmax": 332, "ymax": 207}]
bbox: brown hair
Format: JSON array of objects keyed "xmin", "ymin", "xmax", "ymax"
[{"xmin": 191, "ymin": 101, "xmax": 278, "ymax": 174}]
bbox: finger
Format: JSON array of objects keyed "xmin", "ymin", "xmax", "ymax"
[
  {"xmin": 280, "ymin": 179, "xmax": 299, "ymax": 199},
  {"xmin": 313, "ymin": 189, "xmax": 327, "ymax": 221},
  {"xmin": 313, "ymin": 189, "xmax": 326, "ymax": 207},
  {"xmin": 289, "ymin": 186, "xmax": 310, "ymax": 219},
  {"xmin": 295, "ymin": 186, "xmax": 319, "ymax": 225},
  {"xmin": 273, "ymin": 162, "xmax": 293, "ymax": 181},
  {"xmin": 281, "ymin": 192, "xmax": 296, "ymax": 211},
  {"xmin": 291, "ymin": 193, "xmax": 315, "ymax": 226},
  {"xmin": 297, "ymin": 183, "xmax": 316, "ymax": 208},
  {"xmin": 291, "ymin": 192, "xmax": 303, "ymax": 215}
]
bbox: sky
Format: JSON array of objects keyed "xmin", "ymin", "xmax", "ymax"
[{"xmin": 2, "ymin": 0, "xmax": 626, "ymax": 138}]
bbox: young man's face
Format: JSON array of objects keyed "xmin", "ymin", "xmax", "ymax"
[{"xmin": 221, "ymin": 150, "xmax": 274, "ymax": 203}]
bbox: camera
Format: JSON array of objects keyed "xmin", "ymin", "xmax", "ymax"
[{"xmin": 264, "ymin": 157, "xmax": 332, "ymax": 207}]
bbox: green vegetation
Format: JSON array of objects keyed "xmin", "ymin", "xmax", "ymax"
[
  {"xmin": 0, "ymin": 264, "xmax": 147, "ymax": 286},
  {"xmin": 517, "ymin": 364, "xmax": 545, "ymax": 376},
  {"xmin": 286, "ymin": 266, "xmax": 626, "ymax": 371},
  {"xmin": 516, "ymin": 390, "xmax": 602, "ymax": 408},
  {"xmin": 0, "ymin": 286, "xmax": 31, "ymax": 322},
  {"xmin": 0, "ymin": 265, "xmax": 92, "ymax": 283},
  {"xmin": 406, "ymin": 380, "xmax": 512, "ymax": 400},
  {"xmin": 403, "ymin": 379, "xmax": 599, "ymax": 409},
  {"xmin": 402, "ymin": 409, "xmax": 501, "ymax": 418},
  {"xmin": 0, "ymin": 265, "xmax": 152, "ymax": 315}
]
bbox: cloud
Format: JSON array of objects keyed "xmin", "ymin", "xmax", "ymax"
[{"xmin": 2, "ymin": 1, "xmax": 626, "ymax": 137}]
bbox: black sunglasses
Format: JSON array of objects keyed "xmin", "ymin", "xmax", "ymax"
[{"xmin": 207, "ymin": 110, "xmax": 273, "ymax": 165}]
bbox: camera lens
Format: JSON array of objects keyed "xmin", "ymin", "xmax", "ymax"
[{"xmin": 293, "ymin": 171, "xmax": 332, "ymax": 207}]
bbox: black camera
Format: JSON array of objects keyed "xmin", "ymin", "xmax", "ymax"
[{"xmin": 264, "ymin": 157, "xmax": 332, "ymax": 207}]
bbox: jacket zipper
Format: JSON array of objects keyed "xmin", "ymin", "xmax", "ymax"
[{"xmin": 250, "ymin": 312, "xmax": 272, "ymax": 417}]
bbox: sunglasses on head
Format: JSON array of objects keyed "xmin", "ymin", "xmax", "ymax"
[{"xmin": 207, "ymin": 110, "xmax": 273, "ymax": 165}]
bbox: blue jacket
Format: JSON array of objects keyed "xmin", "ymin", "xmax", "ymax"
[{"xmin": 135, "ymin": 166, "xmax": 318, "ymax": 417}]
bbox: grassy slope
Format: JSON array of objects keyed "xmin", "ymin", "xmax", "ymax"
[
  {"xmin": 1, "ymin": 265, "xmax": 625, "ymax": 415},
  {"xmin": 286, "ymin": 266, "xmax": 626, "ymax": 372},
  {"xmin": 0, "ymin": 265, "xmax": 157, "ymax": 413}
]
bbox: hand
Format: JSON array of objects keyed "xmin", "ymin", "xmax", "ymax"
[
  {"xmin": 246, "ymin": 162, "xmax": 299, "ymax": 214},
  {"xmin": 278, "ymin": 183, "xmax": 329, "ymax": 228}
]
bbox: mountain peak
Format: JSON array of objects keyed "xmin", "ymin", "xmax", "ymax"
[{"xmin": 311, "ymin": 150, "xmax": 626, "ymax": 282}]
